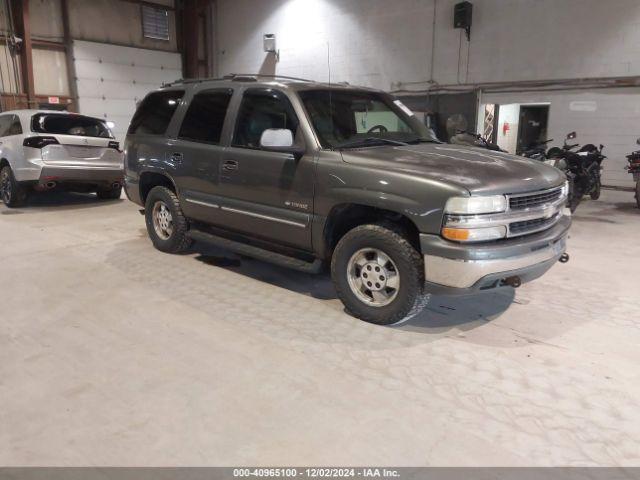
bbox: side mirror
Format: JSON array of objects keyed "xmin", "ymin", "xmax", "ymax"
[
  {"xmin": 259, "ymin": 128, "xmax": 304, "ymax": 156},
  {"xmin": 636, "ymin": 137, "xmax": 640, "ymax": 145},
  {"xmin": 566, "ymin": 131, "xmax": 577, "ymax": 140}
]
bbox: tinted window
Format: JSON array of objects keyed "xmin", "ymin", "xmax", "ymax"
[
  {"xmin": 32, "ymin": 113, "xmax": 112, "ymax": 138},
  {"xmin": 0, "ymin": 115, "xmax": 12, "ymax": 137},
  {"xmin": 232, "ymin": 89, "xmax": 299, "ymax": 149},
  {"xmin": 178, "ymin": 89, "xmax": 232, "ymax": 144},
  {"xmin": 128, "ymin": 90, "xmax": 184, "ymax": 135}
]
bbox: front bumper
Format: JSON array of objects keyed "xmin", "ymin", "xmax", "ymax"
[{"xmin": 421, "ymin": 214, "xmax": 571, "ymax": 295}]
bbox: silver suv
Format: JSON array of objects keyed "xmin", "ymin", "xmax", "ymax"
[{"xmin": 0, "ymin": 110, "xmax": 124, "ymax": 207}]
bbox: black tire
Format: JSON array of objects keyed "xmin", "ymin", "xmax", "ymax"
[
  {"xmin": 590, "ymin": 180, "xmax": 601, "ymax": 200},
  {"xmin": 635, "ymin": 180, "xmax": 640, "ymax": 209},
  {"xmin": 144, "ymin": 186, "xmax": 192, "ymax": 253},
  {"xmin": 97, "ymin": 185, "xmax": 122, "ymax": 200},
  {"xmin": 0, "ymin": 165, "xmax": 27, "ymax": 208},
  {"xmin": 331, "ymin": 223, "xmax": 429, "ymax": 326}
]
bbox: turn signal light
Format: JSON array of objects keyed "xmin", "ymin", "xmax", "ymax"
[
  {"xmin": 23, "ymin": 136, "xmax": 59, "ymax": 149},
  {"xmin": 442, "ymin": 225, "xmax": 507, "ymax": 242},
  {"xmin": 442, "ymin": 227, "xmax": 470, "ymax": 241}
]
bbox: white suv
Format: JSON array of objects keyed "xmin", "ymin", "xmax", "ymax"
[{"xmin": 0, "ymin": 110, "xmax": 124, "ymax": 207}]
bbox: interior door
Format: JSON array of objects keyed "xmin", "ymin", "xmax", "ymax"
[{"xmin": 217, "ymin": 88, "xmax": 314, "ymax": 250}]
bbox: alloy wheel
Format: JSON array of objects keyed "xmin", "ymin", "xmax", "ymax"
[
  {"xmin": 152, "ymin": 200, "xmax": 174, "ymax": 240},
  {"xmin": 346, "ymin": 248, "xmax": 400, "ymax": 307}
]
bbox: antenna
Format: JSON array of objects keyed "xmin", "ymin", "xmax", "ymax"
[
  {"xmin": 327, "ymin": 41, "xmax": 334, "ymax": 140},
  {"xmin": 327, "ymin": 42, "xmax": 331, "ymax": 85}
]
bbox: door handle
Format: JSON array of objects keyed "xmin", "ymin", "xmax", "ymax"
[
  {"xmin": 170, "ymin": 152, "xmax": 183, "ymax": 163},
  {"xmin": 222, "ymin": 160, "xmax": 239, "ymax": 172}
]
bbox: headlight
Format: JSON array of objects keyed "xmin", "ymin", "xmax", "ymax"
[
  {"xmin": 561, "ymin": 180, "xmax": 570, "ymax": 198},
  {"xmin": 445, "ymin": 195, "xmax": 508, "ymax": 215},
  {"xmin": 442, "ymin": 225, "xmax": 507, "ymax": 242}
]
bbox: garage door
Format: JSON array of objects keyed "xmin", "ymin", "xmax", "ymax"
[{"xmin": 73, "ymin": 40, "xmax": 182, "ymax": 143}]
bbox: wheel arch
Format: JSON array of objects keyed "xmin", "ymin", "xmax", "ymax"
[
  {"xmin": 138, "ymin": 170, "xmax": 178, "ymax": 205},
  {"xmin": 322, "ymin": 202, "xmax": 422, "ymax": 259}
]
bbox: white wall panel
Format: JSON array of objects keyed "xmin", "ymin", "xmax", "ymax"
[
  {"xmin": 216, "ymin": 0, "xmax": 640, "ymax": 89},
  {"xmin": 72, "ymin": 40, "xmax": 182, "ymax": 142},
  {"xmin": 483, "ymin": 89, "xmax": 640, "ymax": 188},
  {"xmin": 215, "ymin": 0, "xmax": 640, "ymax": 188},
  {"xmin": 33, "ymin": 49, "xmax": 69, "ymax": 96}
]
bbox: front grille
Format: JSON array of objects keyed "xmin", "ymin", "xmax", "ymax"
[
  {"xmin": 509, "ymin": 187, "xmax": 562, "ymax": 210},
  {"xmin": 509, "ymin": 213, "xmax": 561, "ymax": 236}
]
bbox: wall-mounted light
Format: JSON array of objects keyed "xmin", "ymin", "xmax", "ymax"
[{"xmin": 263, "ymin": 33, "xmax": 279, "ymax": 62}]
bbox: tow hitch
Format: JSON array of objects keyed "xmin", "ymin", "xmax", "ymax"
[{"xmin": 559, "ymin": 253, "xmax": 570, "ymax": 263}]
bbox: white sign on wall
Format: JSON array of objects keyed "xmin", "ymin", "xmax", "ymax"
[{"xmin": 569, "ymin": 101, "xmax": 597, "ymax": 112}]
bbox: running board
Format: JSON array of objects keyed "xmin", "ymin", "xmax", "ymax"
[{"xmin": 187, "ymin": 229, "xmax": 324, "ymax": 274}]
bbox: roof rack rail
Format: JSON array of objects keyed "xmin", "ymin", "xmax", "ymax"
[
  {"xmin": 162, "ymin": 73, "xmax": 315, "ymax": 87},
  {"xmin": 225, "ymin": 73, "xmax": 315, "ymax": 83}
]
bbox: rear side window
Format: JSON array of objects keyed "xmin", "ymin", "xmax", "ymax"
[
  {"xmin": 232, "ymin": 89, "xmax": 299, "ymax": 149},
  {"xmin": 7, "ymin": 115, "xmax": 22, "ymax": 135},
  {"xmin": 32, "ymin": 113, "xmax": 112, "ymax": 138},
  {"xmin": 178, "ymin": 89, "xmax": 233, "ymax": 144},
  {"xmin": 0, "ymin": 115, "xmax": 13, "ymax": 137},
  {"xmin": 128, "ymin": 90, "xmax": 184, "ymax": 135}
]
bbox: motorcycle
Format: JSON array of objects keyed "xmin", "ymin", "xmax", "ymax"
[
  {"xmin": 449, "ymin": 130, "xmax": 506, "ymax": 152},
  {"xmin": 626, "ymin": 138, "xmax": 640, "ymax": 209},
  {"xmin": 547, "ymin": 132, "xmax": 606, "ymax": 212},
  {"xmin": 519, "ymin": 138, "xmax": 554, "ymax": 161}
]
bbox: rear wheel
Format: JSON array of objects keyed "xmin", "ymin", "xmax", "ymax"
[
  {"xmin": 97, "ymin": 185, "xmax": 122, "ymax": 200},
  {"xmin": 0, "ymin": 165, "xmax": 27, "ymax": 208},
  {"xmin": 331, "ymin": 223, "xmax": 429, "ymax": 325},
  {"xmin": 144, "ymin": 186, "xmax": 191, "ymax": 253},
  {"xmin": 636, "ymin": 180, "xmax": 640, "ymax": 209}
]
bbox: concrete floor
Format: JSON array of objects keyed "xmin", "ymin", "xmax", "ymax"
[{"xmin": 1, "ymin": 189, "xmax": 639, "ymax": 467}]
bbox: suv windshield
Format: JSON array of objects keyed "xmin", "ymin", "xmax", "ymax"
[
  {"xmin": 298, "ymin": 89, "xmax": 437, "ymax": 149},
  {"xmin": 31, "ymin": 113, "xmax": 113, "ymax": 138}
]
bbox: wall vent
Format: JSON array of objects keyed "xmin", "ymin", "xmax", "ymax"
[{"xmin": 142, "ymin": 5, "xmax": 170, "ymax": 41}]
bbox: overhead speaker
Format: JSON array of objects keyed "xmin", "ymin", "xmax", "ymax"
[{"xmin": 454, "ymin": 1, "xmax": 472, "ymax": 39}]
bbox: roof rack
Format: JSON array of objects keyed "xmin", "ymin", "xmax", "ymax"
[
  {"xmin": 162, "ymin": 73, "xmax": 315, "ymax": 87},
  {"xmin": 226, "ymin": 73, "xmax": 315, "ymax": 83}
]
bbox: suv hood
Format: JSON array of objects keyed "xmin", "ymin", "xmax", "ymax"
[{"xmin": 340, "ymin": 143, "xmax": 565, "ymax": 195}]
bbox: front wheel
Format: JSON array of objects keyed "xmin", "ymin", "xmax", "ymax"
[
  {"xmin": 0, "ymin": 165, "xmax": 27, "ymax": 208},
  {"xmin": 144, "ymin": 186, "xmax": 192, "ymax": 253},
  {"xmin": 331, "ymin": 223, "xmax": 429, "ymax": 325},
  {"xmin": 590, "ymin": 179, "xmax": 601, "ymax": 200}
]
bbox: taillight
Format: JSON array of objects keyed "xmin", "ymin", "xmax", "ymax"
[
  {"xmin": 23, "ymin": 136, "xmax": 59, "ymax": 149},
  {"xmin": 108, "ymin": 141, "xmax": 120, "ymax": 150}
]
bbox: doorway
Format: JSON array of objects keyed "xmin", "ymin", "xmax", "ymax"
[{"xmin": 517, "ymin": 105, "xmax": 549, "ymax": 154}]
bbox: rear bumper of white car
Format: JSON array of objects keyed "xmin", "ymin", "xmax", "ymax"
[
  {"xmin": 14, "ymin": 153, "xmax": 123, "ymax": 186},
  {"xmin": 39, "ymin": 165, "xmax": 124, "ymax": 184}
]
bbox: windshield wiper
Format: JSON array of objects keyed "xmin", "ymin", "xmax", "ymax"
[
  {"xmin": 406, "ymin": 138, "xmax": 441, "ymax": 144},
  {"xmin": 335, "ymin": 137, "xmax": 411, "ymax": 149}
]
